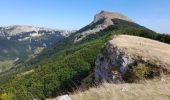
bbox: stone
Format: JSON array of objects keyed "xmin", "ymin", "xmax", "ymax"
[{"xmin": 55, "ymin": 95, "xmax": 72, "ymax": 100}]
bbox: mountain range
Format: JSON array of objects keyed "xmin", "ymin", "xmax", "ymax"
[
  {"xmin": 0, "ymin": 11, "xmax": 170, "ymax": 100},
  {"xmin": 0, "ymin": 25, "xmax": 74, "ymax": 72}
]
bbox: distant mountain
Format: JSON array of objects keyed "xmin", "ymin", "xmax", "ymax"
[
  {"xmin": 0, "ymin": 25, "xmax": 74, "ymax": 72},
  {"xmin": 0, "ymin": 25, "xmax": 71, "ymax": 36}
]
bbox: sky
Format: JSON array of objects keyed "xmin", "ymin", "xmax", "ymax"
[{"xmin": 0, "ymin": 0, "xmax": 170, "ymax": 33}]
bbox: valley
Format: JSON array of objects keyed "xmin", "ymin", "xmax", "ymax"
[{"xmin": 0, "ymin": 25, "xmax": 74, "ymax": 73}]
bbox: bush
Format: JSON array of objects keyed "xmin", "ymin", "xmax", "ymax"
[
  {"xmin": 123, "ymin": 61, "xmax": 149, "ymax": 82},
  {"xmin": 0, "ymin": 93, "xmax": 11, "ymax": 100},
  {"xmin": 123, "ymin": 60, "xmax": 165, "ymax": 83}
]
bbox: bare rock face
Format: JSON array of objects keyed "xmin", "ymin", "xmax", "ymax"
[
  {"xmin": 95, "ymin": 35, "xmax": 170, "ymax": 83},
  {"xmin": 95, "ymin": 42, "xmax": 133, "ymax": 83}
]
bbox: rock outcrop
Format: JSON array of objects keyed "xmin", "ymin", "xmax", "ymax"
[{"xmin": 95, "ymin": 35, "xmax": 170, "ymax": 83}]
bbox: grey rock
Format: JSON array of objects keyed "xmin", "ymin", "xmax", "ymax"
[
  {"xmin": 55, "ymin": 95, "xmax": 72, "ymax": 100},
  {"xmin": 95, "ymin": 43, "xmax": 132, "ymax": 83}
]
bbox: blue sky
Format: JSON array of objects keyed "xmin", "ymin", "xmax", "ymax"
[{"xmin": 0, "ymin": 0, "xmax": 170, "ymax": 33}]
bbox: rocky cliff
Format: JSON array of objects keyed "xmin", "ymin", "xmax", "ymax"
[{"xmin": 95, "ymin": 35, "xmax": 170, "ymax": 83}]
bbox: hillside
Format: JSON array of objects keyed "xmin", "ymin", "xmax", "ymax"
[
  {"xmin": 0, "ymin": 11, "xmax": 170, "ymax": 100},
  {"xmin": 62, "ymin": 34, "xmax": 170, "ymax": 99},
  {"xmin": 110, "ymin": 35, "xmax": 170, "ymax": 65},
  {"xmin": 0, "ymin": 25, "xmax": 73, "ymax": 73},
  {"xmin": 95, "ymin": 35, "xmax": 170, "ymax": 83}
]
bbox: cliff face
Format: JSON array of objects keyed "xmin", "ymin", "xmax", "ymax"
[
  {"xmin": 95, "ymin": 35, "xmax": 170, "ymax": 83},
  {"xmin": 95, "ymin": 41, "xmax": 133, "ymax": 83}
]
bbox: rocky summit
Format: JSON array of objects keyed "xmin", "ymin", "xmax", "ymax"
[
  {"xmin": 92, "ymin": 10, "xmax": 133, "ymax": 24},
  {"xmin": 74, "ymin": 11, "xmax": 133, "ymax": 42}
]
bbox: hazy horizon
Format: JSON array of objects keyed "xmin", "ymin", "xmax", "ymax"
[{"xmin": 0, "ymin": 0, "xmax": 170, "ymax": 33}]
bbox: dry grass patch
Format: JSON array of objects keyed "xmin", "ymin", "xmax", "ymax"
[
  {"xmin": 71, "ymin": 75, "xmax": 170, "ymax": 100},
  {"xmin": 109, "ymin": 35, "xmax": 170, "ymax": 69}
]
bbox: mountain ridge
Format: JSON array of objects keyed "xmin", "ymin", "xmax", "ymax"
[{"xmin": 0, "ymin": 25, "xmax": 74, "ymax": 37}]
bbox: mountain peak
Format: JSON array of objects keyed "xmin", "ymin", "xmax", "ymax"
[
  {"xmin": 93, "ymin": 11, "xmax": 133, "ymax": 23},
  {"xmin": 74, "ymin": 11, "xmax": 134, "ymax": 42}
]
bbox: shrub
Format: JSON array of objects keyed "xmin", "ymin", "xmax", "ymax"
[
  {"xmin": 123, "ymin": 60, "xmax": 165, "ymax": 83},
  {"xmin": 0, "ymin": 93, "xmax": 11, "ymax": 100},
  {"xmin": 123, "ymin": 62, "xmax": 149, "ymax": 82}
]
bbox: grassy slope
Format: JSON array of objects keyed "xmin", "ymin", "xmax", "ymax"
[
  {"xmin": 109, "ymin": 35, "xmax": 170, "ymax": 67},
  {"xmin": 1, "ymin": 19, "xmax": 170, "ymax": 99},
  {"xmin": 71, "ymin": 75, "xmax": 170, "ymax": 100}
]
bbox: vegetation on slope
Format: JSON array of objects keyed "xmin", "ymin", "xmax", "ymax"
[
  {"xmin": 123, "ymin": 60, "xmax": 168, "ymax": 83},
  {"xmin": 0, "ymin": 38, "xmax": 29, "ymax": 60},
  {"xmin": 0, "ymin": 19, "xmax": 170, "ymax": 99}
]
